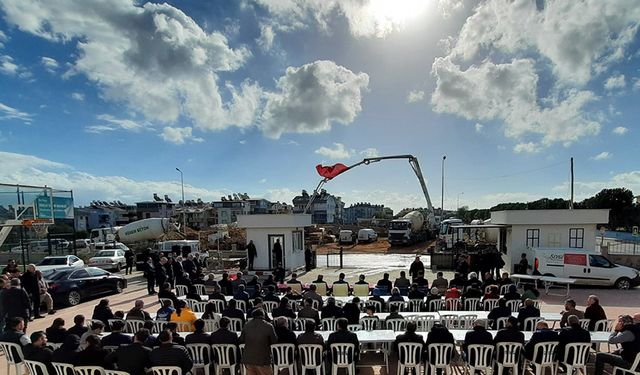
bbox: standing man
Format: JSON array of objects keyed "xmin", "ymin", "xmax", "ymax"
[
  {"xmin": 124, "ymin": 248, "xmax": 135, "ymax": 275},
  {"xmin": 409, "ymin": 256, "xmax": 424, "ymax": 282},
  {"xmin": 155, "ymin": 258, "xmax": 168, "ymax": 290},
  {"xmin": 21, "ymin": 264, "xmax": 42, "ymax": 319},
  {"xmin": 3, "ymin": 279, "xmax": 32, "ymax": 330},
  {"xmin": 272, "ymin": 239, "xmax": 283, "ymax": 268},
  {"xmin": 247, "ymin": 240, "xmax": 257, "ymax": 271},
  {"xmin": 143, "ymin": 257, "xmax": 156, "ymax": 295},
  {"xmin": 240, "ymin": 309, "xmax": 277, "ymax": 375}
]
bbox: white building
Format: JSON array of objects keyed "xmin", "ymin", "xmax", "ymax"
[
  {"xmin": 237, "ymin": 214, "xmax": 311, "ymax": 271},
  {"xmin": 490, "ymin": 209, "xmax": 610, "ymax": 272}
]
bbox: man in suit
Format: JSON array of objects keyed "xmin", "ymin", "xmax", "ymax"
[
  {"xmin": 327, "ymin": 318, "xmax": 360, "ymax": 364},
  {"xmin": 517, "ymin": 299, "xmax": 541, "ymax": 330},
  {"xmin": 101, "ymin": 320, "xmax": 132, "ymax": 347},
  {"xmin": 321, "ymin": 297, "xmax": 343, "ymax": 320},
  {"xmin": 494, "ymin": 317, "xmax": 525, "ymax": 363},
  {"xmin": 240, "ymin": 309, "xmax": 277, "ymax": 375},
  {"xmin": 342, "ymin": 297, "xmax": 361, "ymax": 325},
  {"xmin": 393, "ymin": 321, "xmax": 424, "ymax": 361},
  {"xmin": 557, "ymin": 315, "xmax": 591, "ymax": 364},
  {"xmin": 425, "ymin": 323, "xmax": 455, "ymax": 366},
  {"xmin": 211, "ymin": 317, "xmax": 240, "ymax": 345},
  {"xmin": 524, "ymin": 321, "xmax": 559, "ymax": 362},
  {"xmin": 462, "ymin": 320, "xmax": 493, "ymax": 357},
  {"xmin": 106, "ymin": 329, "xmax": 152, "ymax": 375},
  {"xmin": 185, "ymin": 319, "xmax": 211, "ymax": 344},
  {"xmin": 150, "ymin": 330, "xmax": 193, "ymax": 375}
]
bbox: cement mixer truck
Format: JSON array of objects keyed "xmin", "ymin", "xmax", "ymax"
[
  {"xmin": 89, "ymin": 218, "xmax": 176, "ymax": 246},
  {"xmin": 388, "ymin": 211, "xmax": 430, "ymax": 246}
]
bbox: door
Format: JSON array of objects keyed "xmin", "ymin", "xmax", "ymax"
[
  {"xmin": 563, "ymin": 253, "xmax": 587, "ymax": 282},
  {"xmin": 69, "ymin": 269, "xmax": 95, "ymax": 296},
  {"xmin": 587, "ymin": 255, "xmax": 616, "ymax": 285},
  {"xmin": 268, "ymin": 234, "xmax": 285, "ymax": 269},
  {"xmin": 86, "ymin": 267, "xmax": 112, "ymax": 293}
]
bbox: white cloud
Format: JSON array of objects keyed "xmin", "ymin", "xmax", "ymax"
[
  {"xmin": 160, "ymin": 127, "xmax": 204, "ymax": 145},
  {"xmin": 431, "ymin": 57, "xmax": 600, "ymax": 148},
  {"xmin": 612, "ymin": 126, "xmax": 628, "ymax": 135},
  {"xmin": 513, "ymin": 142, "xmax": 541, "ymax": 154},
  {"xmin": 1, "ymin": 0, "xmax": 257, "ymax": 136},
  {"xmin": 239, "ymin": 140, "xmax": 247, "ymax": 145},
  {"xmin": 85, "ymin": 114, "xmax": 149, "ymax": 133},
  {"xmin": 474, "ymin": 123, "xmax": 483, "ymax": 133},
  {"xmin": 259, "ymin": 178, "xmax": 267, "ymax": 184},
  {"xmin": 71, "ymin": 92, "xmax": 85, "ymax": 101},
  {"xmin": 407, "ymin": 90, "xmax": 425, "ymax": 103},
  {"xmin": 261, "ymin": 60, "xmax": 369, "ymax": 138},
  {"xmin": 0, "ymin": 102, "xmax": 32, "ymax": 123},
  {"xmin": 591, "ymin": 151, "xmax": 612, "ymax": 161},
  {"xmin": 360, "ymin": 148, "xmax": 380, "ymax": 158},
  {"xmin": 0, "ymin": 55, "xmax": 18, "ymax": 75},
  {"xmin": 314, "ymin": 143, "xmax": 354, "ymax": 160},
  {"xmin": 553, "ymin": 171, "xmax": 640, "ymax": 201},
  {"xmin": 257, "ymin": 24, "xmax": 275, "ymax": 51},
  {"xmin": 41, "ymin": 56, "xmax": 58, "ymax": 72},
  {"xmin": 0, "ymin": 30, "xmax": 8, "ymax": 47},
  {"xmin": 604, "ymin": 74, "xmax": 626, "ymax": 91},
  {"xmin": 450, "ymin": 1, "xmax": 640, "ymax": 85},
  {"xmin": 0, "ymin": 150, "xmax": 230, "ymax": 205}
]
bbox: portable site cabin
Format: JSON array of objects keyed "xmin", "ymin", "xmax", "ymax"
[
  {"xmin": 237, "ymin": 214, "xmax": 311, "ymax": 271},
  {"xmin": 490, "ymin": 209, "xmax": 610, "ymax": 273}
]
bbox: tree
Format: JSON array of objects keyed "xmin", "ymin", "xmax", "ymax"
[{"xmin": 577, "ymin": 188, "xmax": 634, "ymax": 210}]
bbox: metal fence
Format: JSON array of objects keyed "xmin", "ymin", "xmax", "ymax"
[
  {"xmin": 598, "ymin": 240, "xmax": 640, "ymax": 255},
  {"xmin": 325, "ymin": 251, "xmax": 343, "ymax": 268}
]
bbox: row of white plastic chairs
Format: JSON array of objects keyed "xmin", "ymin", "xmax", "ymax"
[{"xmin": 172, "ymin": 296, "xmax": 540, "ymax": 315}]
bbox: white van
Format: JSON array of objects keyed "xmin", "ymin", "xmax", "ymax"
[
  {"xmin": 357, "ymin": 228, "xmax": 378, "ymax": 243},
  {"xmin": 530, "ymin": 247, "xmax": 640, "ymax": 289},
  {"xmin": 339, "ymin": 230, "xmax": 354, "ymax": 244}
]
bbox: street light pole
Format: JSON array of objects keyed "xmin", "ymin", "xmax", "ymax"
[
  {"xmin": 441, "ymin": 155, "xmax": 446, "ymax": 218},
  {"xmin": 176, "ymin": 168, "xmax": 186, "ymax": 234}
]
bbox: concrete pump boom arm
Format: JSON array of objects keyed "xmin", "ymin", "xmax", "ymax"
[{"xmin": 303, "ymin": 154, "xmax": 435, "ymax": 220}]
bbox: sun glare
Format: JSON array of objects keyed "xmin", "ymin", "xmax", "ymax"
[{"xmin": 367, "ymin": 0, "xmax": 430, "ymax": 27}]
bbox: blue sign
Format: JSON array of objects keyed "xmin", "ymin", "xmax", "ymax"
[{"xmin": 36, "ymin": 196, "xmax": 74, "ymax": 219}]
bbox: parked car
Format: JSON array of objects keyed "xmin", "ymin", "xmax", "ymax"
[
  {"xmin": 74, "ymin": 239, "xmax": 91, "ymax": 249},
  {"xmin": 45, "ymin": 267, "xmax": 126, "ymax": 306},
  {"xmin": 88, "ymin": 246, "xmax": 127, "ymax": 271},
  {"xmin": 339, "ymin": 230, "xmax": 354, "ymax": 244},
  {"xmin": 357, "ymin": 228, "xmax": 378, "ymax": 243},
  {"xmin": 36, "ymin": 255, "xmax": 84, "ymax": 272}
]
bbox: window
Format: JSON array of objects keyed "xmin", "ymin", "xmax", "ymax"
[
  {"xmin": 547, "ymin": 233, "xmax": 561, "ymax": 247},
  {"xmin": 70, "ymin": 269, "xmax": 90, "ymax": 279},
  {"xmin": 87, "ymin": 268, "xmax": 109, "ymax": 277},
  {"xmin": 569, "ymin": 228, "xmax": 584, "ymax": 248},
  {"xmin": 526, "ymin": 229, "xmax": 540, "ymax": 247},
  {"xmin": 589, "ymin": 255, "xmax": 613, "ymax": 268},
  {"xmin": 293, "ymin": 230, "xmax": 303, "ymax": 251}
]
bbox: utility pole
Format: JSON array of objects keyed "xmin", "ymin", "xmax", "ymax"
[
  {"xmin": 570, "ymin": 157, "xmax": 574, "ymax": 209},
  {"xmin": 441, "ymin": 155, "xmax": 446, "ymax": 218},
  {"xmin": 176, "ymin": 168, "xmax": 186, "ymax": 233}
]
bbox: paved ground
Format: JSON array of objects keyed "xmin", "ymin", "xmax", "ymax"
[{"xmin": 2, "ymin": 253, "xmax": 639, "ymax": 374}]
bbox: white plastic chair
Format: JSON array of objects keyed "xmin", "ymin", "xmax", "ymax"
[
  {"xmin": 228, "ymin": 317, "xmax": 244, "ymax": 332},
  {"xmin": 203, "ymin": 318, "xmax": 219, "ymax": 332},
  {"xmin": 153, "ymin": 321, "xmax": 168, "ymax": 333},
  {"xmin": 360, "ymin": 316, "xmax": 379, "ymax": 331},
  {"xmin": 212, "ymin": 344, "xmax": 238, "ymax": 375},
  {"xmin": 386, "ymin": 318, "xmax": 407, "ymax": 331},
  {"xmin": 347, "ymin": 324, "xmax": 362, "ymax": 331},
  {"xmin": 313, "ymin": 283, "xmax": 328, "ymax": 295},
  {"xmin": 352, "ymin": 284, "xmax": 369, "ymax": 297},
  {"xmin": 388, "ymin": 301, "xmax": 406, "ymax": 312},
  {"xmin": 408, "ymin": 299, "xmax": 423, "ymax": 312},
  {"xmin": 263, "ymin": 301, "xmax": 278, "ymax": 313},
  {"xmin": 194, "ymin": 284, "xmax": 206, "ymax": 295},
  {"xmin": 52, "ymin": 362, "xmax": 75, "ymax": 375},
  {"xmin": 495, "ymin": 317, "xmax": 510, "ymax": 330},
  {"xmin": 175, "ymin": 285, "xmax": 187, "ymax": 296},
  {"xmin": 577, "ymin": 319, "xmax": 590, "ymax": 330},
  {"xmin": 595, "ymin": 319, "xmax": 615, "ymax": 332},
  {"xmin": 192, "ymin": 301, "xmax": 209, "ymax": 313},
  {"xmin": 210, "ymin": 299, "xmax": 226, "ymax": 313},
  {"xmin": 103, "ymin": 346, "xmax": 118, "ymax": 353},
  {"xmin": 299, "ymin": 344, "xmax": 324, "ymax": 375},
  {"xmin": 239, "ymin": 344, "xmax": 247, "ymax": 375},
  {"xmin": 125, "ymin": 319, "xmax": 145, "ymax": 333},
  {"xmin": 151, "ymin": 367, "xmax": 182, "ymax": 375},
  {"xmin": 310, "ymin": 299, "xmax": 320, "ymax": 310},
  {"xmin": 48, "ymin": 342, "xmax": 63, "ymax": 350},
  {"xmin": 532, "ymin": 300, "xmax": 541, "ymax": 309},
  {"xmin": 523, "ymin": 342, "xmax": 559, "ymax": 375},
  {"xmin": 612, "ymin": 352, "xmax": 640, "ymax": 375},
  {"xmin": 235, "ymin": 300, "xmax": 247, "ymax": 313},
  {"xmin": 159, "ymin": 298, "xmax": 173, "ymax": 306},
  {"xmin": 483, "ymin": 299, "xmax": 499, "ymax": 311},
  {"xmin": 294, "ymin": 318, "xmax": 315, "ymax": 331},
  {"xmin": 271, "ymin": 343, "xmax": 297, "ymax": 375},
  {"xmin": 322, "ymin": 317, "xmax": 337, "ymax": 331},
  {"xmin": 459, "ymin": 314, "xmax": 478, "ymax": 330},
  {"xmin": 464, "ymin": 298, "xmax": 481, "ymax": 311},
  {"xmin": 524, "ymin": 317, "xmax": 543, "ymax": 331},
  {"xmin": 429, "ymin": 299, "xmax": 444, "ymax": 312},
  {"xmin": 105, "ymin": 371, "xmax": 130, "ymax": 375},
  {"xmin": 494, "ymin": 342, "xmax": 523, "ymax": 375},
  {"xmin": 465, "ymin": 344, "xmax": 494, "ymax": 375},
  {"xmin": 74, "ymin": 367, "xmax": 107, "ymax": 375},
  {"xmin": 332, "ymin": 284, "xmax": 348, "ymax": 297},
  {"xmin": 24, "ymin": 360, "xmax": 50, "ymax": 375},
  {"xmin": 86, "ymin": 319, "xmax": 104, "ymax": 328},
  {"xmin": 445, "ymin": 298, "xmax": 460, "ymax": 311},
  {"xmin": 439, "ymin": 314, "xmax": 458, "ymax": 329},
  {"xmin": 366, "ymin": 299, "xmax": 382, "ymax": 313},
  {"xmin": 506, "ymin": 300, "xmax": 521, "ymax": 313},
  {"xmin": 426, "ymin": 343, "xmax": 455, "ymax": 375},
  {"xmin": 0, "ymin": 341, "xmax": 25, "ymax": 375},
  {"xmin": 187, "ymin": 343, "xmax": 212, "ymax": 375},
  {"xmin": 174, "ymin": 321, "xmax": 193, "ymax": 332},
  {"xmin": 184, "ymin": 299, "xmax": 198, "ymax": 309},
  {"xmin": 559, "ymin": 342, "xmax": 591, "ymax": 375},
  {"xmin": 500, "ymin": 284, "xmax": 516, "ymax": 295},
  {"xmin": 107, "ymin": 319, "xmax": 125, "ymax": 330},
  {"xmin": 413, "ymin": 315, "xmax": 436, "ymax": 332},
  {"xmin": 397, "ymin": 342, "xmax": 423, "ymax": 375},
  {"xmin": 329, "ymin": 343, "xmax": 356, "ymax": 375}
]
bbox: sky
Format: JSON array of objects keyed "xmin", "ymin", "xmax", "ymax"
[{"xmin": 1, "ymin": 0, "xmax": 640, "ymax": 212}]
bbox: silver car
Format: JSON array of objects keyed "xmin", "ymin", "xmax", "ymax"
[
  {"xmin": 37, "ymin": 255, "xmax": 84, "ymax": 272},
  {"xmin": 88, "ymin": 248, "xmax": 127, "ymax": 272}
]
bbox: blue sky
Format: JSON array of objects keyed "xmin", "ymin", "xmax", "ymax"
[{"xmin": 1, "ymin": 0, "xmax": 639, "ymax": 212}]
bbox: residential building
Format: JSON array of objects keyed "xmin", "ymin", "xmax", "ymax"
[
  {"xmin": 292, "ymin": 189, "xmax": 344, "ymax": 224},
  {"xmin": 343, "ymin": 203, "xmax": 392, "ymax": 224}
]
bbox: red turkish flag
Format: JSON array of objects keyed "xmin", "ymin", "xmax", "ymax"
[{"xmin": 315, "ymin": 163, "xmax": 349, "ymax": 180}]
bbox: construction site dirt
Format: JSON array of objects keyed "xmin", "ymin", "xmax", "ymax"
[{"xmin": 315, "ymin": 237, "xmax": 436, "ymax": 254}]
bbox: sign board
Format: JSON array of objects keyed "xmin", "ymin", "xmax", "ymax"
[
  {"xmin": 36, "ymin": 196, "xmax": 74, "ymax": 219},
  {"xmin": 633, "ymin": 226, "xmax": 639, "ymax": 237}
]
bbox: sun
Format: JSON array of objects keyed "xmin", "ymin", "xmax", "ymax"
[{"xmin": 367, "ymin": 0, "xmax": 431, "ymax": 28}]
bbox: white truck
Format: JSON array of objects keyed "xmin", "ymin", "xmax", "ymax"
[
  {"xmin": 388, "ymin": 211, "xmax": 430, "ymax": 246},
  {"xmin": 90, "ymin": 218, "xmax": 176, "ymax": 247}
]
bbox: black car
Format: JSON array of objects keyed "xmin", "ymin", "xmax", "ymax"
[{"xmin": 46, "ymin": 267, "xmax": 127, "ymax": 306}]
